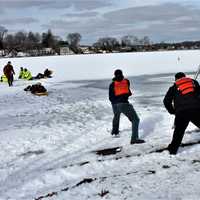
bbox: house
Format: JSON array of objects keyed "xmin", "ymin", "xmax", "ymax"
[
  {"xmin": 80, "ymin": 46, "xmax": 93, "ymax": 54},
  {"xmin": 17, "ymin": 52, "xmax": 30, "ymax": 57},
  {"xmin": 0, "ymin": 50, "xmax": 5, "ymax": 57},
  {"xmin": 43, "ymin": 48, "xmax": 55, "ymax": 55},
  {"xmin": 60, "ymin": 46, "xmax": 74, "ymax": 55}
]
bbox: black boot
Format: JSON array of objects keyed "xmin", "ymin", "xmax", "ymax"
[
  {"xmin": 130, "ymin": 139, "xmax": 145, "ymax": 144},
  {"xmin": 167, "ymin": 144, "xmax": 177, "ymax": 155}
]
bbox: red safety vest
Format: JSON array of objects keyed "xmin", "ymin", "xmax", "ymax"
[
  {"xmin": 175, "ymin": 77, "xmax": 195, "ymax": 95},
  {"xmin": 114, "ymin": 79, "xmax": 129, "ymax": 96}
]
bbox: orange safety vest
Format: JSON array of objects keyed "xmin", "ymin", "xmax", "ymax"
[
  {"xmin": 175, "ymin": 77, "xmax": 195, "ymax": 95},
  {"xmin": 114, "ymin": 79, "xmax": 129, "ymax": 96}
]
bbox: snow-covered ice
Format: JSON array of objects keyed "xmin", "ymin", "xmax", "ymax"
[{"xmin": 0, "ymin": 51, "xmax": 200, "ymax": 200}]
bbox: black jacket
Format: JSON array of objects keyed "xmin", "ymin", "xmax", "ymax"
[
  {"xmin": 163, "ymin": 79, "xmax": 200, "ymax": 114},
  {"xmin": 109, "ymin": 77, "xmax": 132, "ymax": 104},
  {"xmin": 24, "ymin": 84, "xmax": 47, "ymax": 94}
]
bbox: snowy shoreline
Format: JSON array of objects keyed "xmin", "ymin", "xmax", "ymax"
[{"xmin": 0, "ymin": 51, "xmax": 200, "ymax": 200}]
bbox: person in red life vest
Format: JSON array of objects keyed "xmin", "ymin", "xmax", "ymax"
[
  {"xmin": 3, "ymin": 61, "xmax": 15, "ymax": 86},
  {"xmin": 109, "ymin": 69, "xmax": 145, "ymax": 144},
  {"xmin": 163, "ymin": 72, "xmax": 200, "ymax": 154}
]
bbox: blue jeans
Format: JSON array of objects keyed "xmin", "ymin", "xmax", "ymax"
[{"xmin": 112, "ymin": 103, "xmax": 140, "ymax": 142}]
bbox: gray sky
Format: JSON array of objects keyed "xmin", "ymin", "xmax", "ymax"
[{"xmin": 1, "ymin": 0, "xmax": 200, "ymax": 44}]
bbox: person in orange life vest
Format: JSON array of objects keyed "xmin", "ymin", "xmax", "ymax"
[
  {"xmin": 163, "ymin": 72, "xmax": 200, "ymax": 154},
  {"xmin": 109, "ymin": 69, "xmax": 145, "ymax": 144}
]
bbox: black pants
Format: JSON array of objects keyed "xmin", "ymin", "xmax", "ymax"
[
  {"xmin": 7, "ymin": 74, "xmax": 13, "ymax": 86},
  {"xmin": 168, "ymin": 109, "xmax": 200, "ymax": 154}
]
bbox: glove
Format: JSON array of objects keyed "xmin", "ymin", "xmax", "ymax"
[{"xmin": 169, "ymin": 110, "xmax": 175, "ymax": 115}]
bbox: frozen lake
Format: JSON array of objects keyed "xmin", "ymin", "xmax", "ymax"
[{"xmin": 0, "ymin": 70, "xmax": 200, "ymax": 200}]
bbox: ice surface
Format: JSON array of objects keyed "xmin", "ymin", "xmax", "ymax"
[{"xmin": 0, "ymin": 51, "xmax": 200, "ymax": 200}]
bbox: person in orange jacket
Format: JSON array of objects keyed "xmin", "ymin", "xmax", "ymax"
[
  {"xmin": 164, "ymin": 72, "xmax": 200, "ymax": 154},
  {"xmin": 109, "ymin": 69, "xmax": 145, "ymax": 144}
]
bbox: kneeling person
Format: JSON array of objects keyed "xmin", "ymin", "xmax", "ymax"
[
  {"xmin": 24, "ymin": 82, "xmax": 47, "ymax": 95},
  {"xmin": 0, "ymin": 74, "xmax": 8, "ymax": 82},
  {"xmin": 23, "ymin": 68, "xmax": 33, "ymax": 80}
]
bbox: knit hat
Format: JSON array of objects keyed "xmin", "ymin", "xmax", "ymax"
[
  {"xmin": 114, "ymin": 69, "xmax": 123, "ymax": 76},
  {"xmin": 175, "ymin": 72, "xmax": 185, "ymax": 80}
]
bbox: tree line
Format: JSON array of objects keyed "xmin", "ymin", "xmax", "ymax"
[
  {"xmin": 0, "ymin": 26, "xmax": 83, "ymax": 56},
  {"xmin": 1, "ymin": 25, "xmax": 199, "ymax": 57},
  {"xmin": 0, "ymin": 25, "xmax": 152, "ymax": 56}
]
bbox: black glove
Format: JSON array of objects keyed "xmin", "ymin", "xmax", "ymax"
[{"xmin": 169, "ymin": 109, "xmax": 175, "ymax": 115}]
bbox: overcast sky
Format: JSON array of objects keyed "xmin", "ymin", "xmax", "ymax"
[{"xmin": 1, "ymin": 0, "xmax": 200, "ymax": 44}]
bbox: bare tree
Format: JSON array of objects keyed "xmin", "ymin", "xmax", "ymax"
[
  {"xmin": 139, "ymin": 36, "xmax": 151, "ymax": 45},
  {"xmin": 27, "ymin": 32, "xmax": 37, "ymax": 48},
  {"xmin": 24, "ymin": 32, "xmax": 42, "ymax": 55},
  {"xmin": 4, "ymin": 34, "xmax": 17, "ymax": 56},
  {"xmin": 34, "ymin": 32, "xmax": 42, "ymax": 53},
  {"xmin": 0, "ymin": 25, "xmax": 8, "ymax": 49},
  {"xmin": 42, "ymin": 29, "xmax": 58, "ymax": 48},
  {"xmin": 93, "ymin": 37, "xmax": 119, "ymax": 52},
  {"xmin": 121, "ymin": 35, "xmax": 139, "ymax": 46},
  {"xmin": 15, "ymin": 31, "xmax": 27, "ymax": 51},
  {"xmin": 121, "ymin": 35, "xmax": 151, "ymax": 47},
  {"xmin": 67, "ymin": 33, "xmax": 81, "ymax": 53}
]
